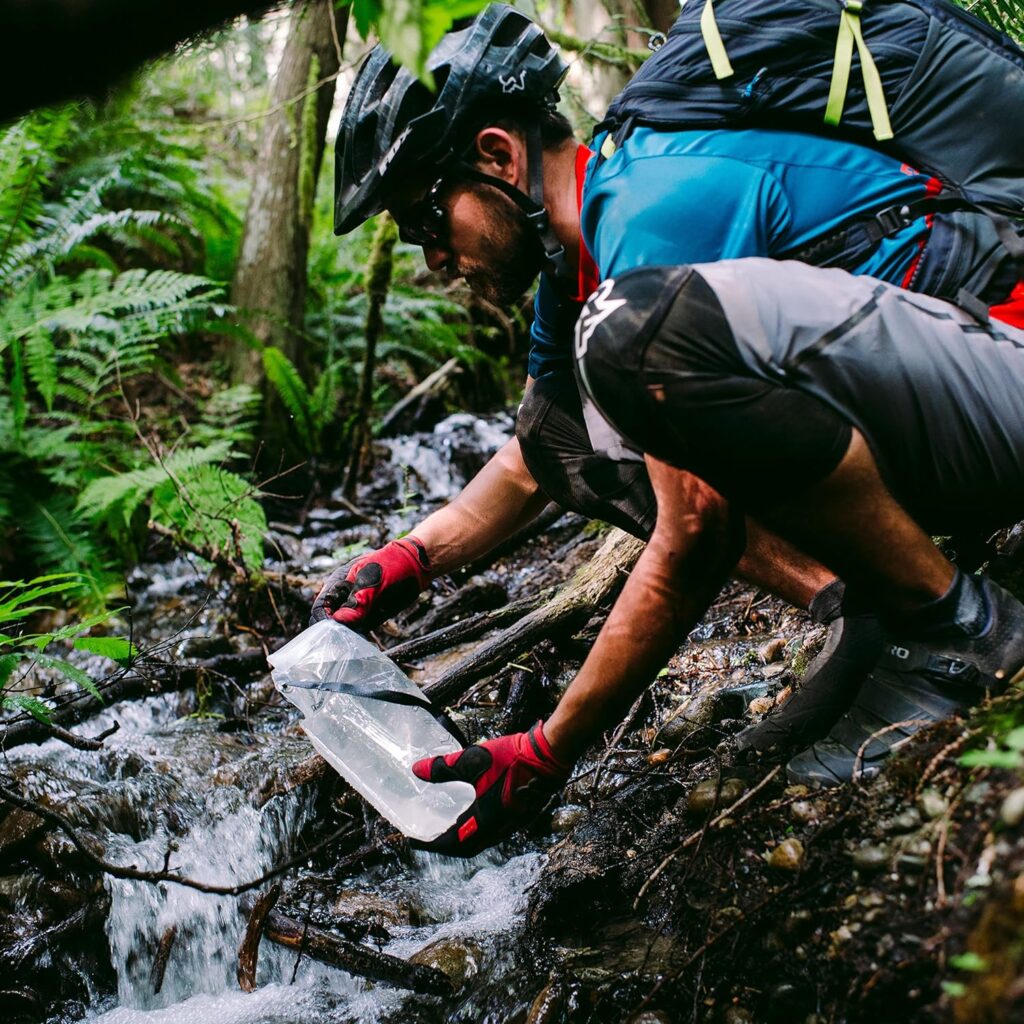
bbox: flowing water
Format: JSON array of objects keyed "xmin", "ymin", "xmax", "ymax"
[{"xmin": 5, "ymin": 411, "xmax": 549, "ymax": 1023}]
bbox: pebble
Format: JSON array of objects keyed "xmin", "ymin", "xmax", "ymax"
[
  {"xmin": 1000, "ymin": 787, "xmax": 1024, "ymax": 827},
  {"xmin": 687, "ymin": 777, "xmax": 746, "ymax": 815},
  {"xmin": 790, "ymin": 800, "xmax": 819, "ymax": 825},
  {"xmin": 917, "ymin": 789, "xmax": 949, "ymax": 820},
  {"xmin": 747, "ymin": 695, "xmax": 776, "ymax": 716},
  {"xmin": 767, "ymin": 838, "xmax": 805, "ymax": 872},
  {"xmin": 759, "ymin": 638, "xmax": 787, "ymax": 663},
  {"xmin": 884, "ymin": 807, "xmax": 922, "ymax": 834},
  {"xmin": 852, "ymin": 845, "xmax": 889, "ymax": 873}
]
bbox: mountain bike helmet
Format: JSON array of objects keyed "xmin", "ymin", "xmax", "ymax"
[{"xmin": 334, "ymin": 3, "xmax": 569, "ymax": 259}]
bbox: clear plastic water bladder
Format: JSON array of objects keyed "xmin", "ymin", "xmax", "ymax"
[{"xmin": 269, "ymin": 620, "xmax": 474, "ymax": 842}]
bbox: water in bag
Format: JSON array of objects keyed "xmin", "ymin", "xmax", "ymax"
[{"xmin": 269, "ymin": 619, "xmax": 475, "ymax": 842}]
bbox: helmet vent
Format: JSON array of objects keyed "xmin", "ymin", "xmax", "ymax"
[{"xmin": 490, "ymin": 11, "xmax": 529, "ymax": 50}]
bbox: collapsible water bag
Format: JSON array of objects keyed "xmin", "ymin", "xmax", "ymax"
[{"xmin": 269, "ymin": 620, "xmax": 474, "ymax": 842}]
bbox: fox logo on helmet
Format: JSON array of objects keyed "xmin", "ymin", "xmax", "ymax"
[{"xmin": 499, "ymin": 70, "xmax": 527, "ymax": 94}]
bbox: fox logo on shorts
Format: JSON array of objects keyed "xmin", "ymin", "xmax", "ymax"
[{"xmin": 575, "ymin": 279, "xmax": 627, "ymax": 361}]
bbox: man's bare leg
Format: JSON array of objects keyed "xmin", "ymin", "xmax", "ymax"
[{"xmin": 738, "ymin": 520, "xmax": 836, "ymax": 610}]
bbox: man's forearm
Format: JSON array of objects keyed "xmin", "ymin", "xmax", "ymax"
[
  {"xmin": 544, "ymin": 460, "xmax": 743, "ymax": 761},
  {"xmin": 413, "ymin": 436, "xmax": 551, "ymax": 574}
]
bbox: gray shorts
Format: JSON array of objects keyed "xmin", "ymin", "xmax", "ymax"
[{"xmin": 576, "ymin": 258, "xmax": 1024, "ymax": 533}]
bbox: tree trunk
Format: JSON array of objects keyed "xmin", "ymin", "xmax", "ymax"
[
  {"xmin": 342, "ymin": 213, "xmax": 398, "ymax": 499},
  {"xmin": 228, "ymin": 0, "xmax": 348, "ymax": 387}
]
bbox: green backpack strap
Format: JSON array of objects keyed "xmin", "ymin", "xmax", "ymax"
[
  {"xmin": 701, "ymin": 0, "xmax": 735, "ymax": 80},
  {"xmin": 825, "ymin": 0, "xmax": 894, "ymax": 141}
]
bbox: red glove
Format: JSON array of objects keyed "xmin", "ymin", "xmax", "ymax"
[
  {"xmin": 310, "ymin": 536, "xmax": 431, "ymax": 630},
  {"xmin": 411, "ymin": 721, "xmax": 572, "ymax": 858}
]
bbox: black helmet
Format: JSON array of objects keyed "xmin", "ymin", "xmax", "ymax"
[{"xmin": 334, "ymin": 3, "xmax": 568, "ymax": 237}]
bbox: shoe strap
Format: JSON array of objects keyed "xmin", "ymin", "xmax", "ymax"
[{"xmin": 878, "ymin": 642, "xmax": 993, "ymax": 690}]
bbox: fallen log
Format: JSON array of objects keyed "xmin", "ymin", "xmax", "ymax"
[
  {"xmin": 387, "ymin": 588, "xmax": 555, "ymax": 664},
  {"xmin": 0, "ymin": 649, "xmax": 270, "ymax": 751},
  {"xmin": 240, "ymin": 899, "xmax": 452, "ymax": 997},
  {"xmin": 423, "ymin": 529, "xmax": 645, "ymax": 707}
]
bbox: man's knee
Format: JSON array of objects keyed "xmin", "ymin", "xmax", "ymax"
[{"xmin": 514, "ymin": 371, "xmax": 656, "ymax": 539}]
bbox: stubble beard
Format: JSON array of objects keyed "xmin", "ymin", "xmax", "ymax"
[{"xmin": 458, "ymin": 190, "xmax": 546, "ymax": 308}]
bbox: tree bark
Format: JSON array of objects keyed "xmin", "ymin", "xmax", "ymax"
[
  {"xmin": 342, "ymin": 213, "xmax": 398, "ymax": 499},
  {"xmin": 228, "ymin": 0, "xmax": 348, "ymax": 387}
]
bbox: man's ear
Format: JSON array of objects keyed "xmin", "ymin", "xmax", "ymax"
[{"xmin": 471, "ymin": 127, "xmax": 524, "ymax": 186}]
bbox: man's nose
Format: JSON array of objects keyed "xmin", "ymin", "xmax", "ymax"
[{"xmin": 423, "ymin": 244, "xmax": 451, "ymax": 273}]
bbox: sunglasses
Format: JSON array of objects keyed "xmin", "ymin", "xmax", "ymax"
[{"xmin": 394, "ymin": 177, "xmax": 448, "ymax": 248}]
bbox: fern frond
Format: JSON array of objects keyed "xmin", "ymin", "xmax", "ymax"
[{"xmin": 262, "ymin": 346, "xmax": 314, "ymax": 450}]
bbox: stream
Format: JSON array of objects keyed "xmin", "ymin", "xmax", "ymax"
[{"xmin": 2, "ymin": 409, "xmax": 840, "ymax": 1023}]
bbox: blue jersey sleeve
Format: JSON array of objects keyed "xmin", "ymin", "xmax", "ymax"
[
  {"xmin": 528, "ymin": 273, "xmax": 583, "ymax": 380},
  {"xmin": 583, "ymin": 146, "xmax": 792, "ymax": 279}
]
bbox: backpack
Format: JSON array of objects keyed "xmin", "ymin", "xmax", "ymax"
[{"xmin": 598, "ymin": 0, "xmax": 1024, "ymax": 304}]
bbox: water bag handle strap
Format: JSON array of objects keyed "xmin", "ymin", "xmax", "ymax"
[
  {"xmin": 825, "ymin": 1, "xmax": 894, "ymax": 141},
  {"xmin": 281, "ymin": 678, "xmax": 469, "ymax": 745},
  {"xmin": 700, "ymin": 0, "xmax": 734, "ymax": 80},
  {"xmin": 282, "ymin": 677, "xmax": 436, "ymax": 711}
]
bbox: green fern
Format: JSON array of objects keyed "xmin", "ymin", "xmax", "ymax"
[{"xmin": 262, "ymin": 345, "xmax": 315, "ymax": 451}]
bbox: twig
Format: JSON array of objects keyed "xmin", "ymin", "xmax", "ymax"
[
  {"xmin": 42, "ymin": 720, "xmax": 120, "ymax": 751},
  {"xmin": 633, "ymin": 766, "xmax": 782, "ymax": 909},
  {"xmin": 0, "ymin": 780, "xmax": 357, "ymax": 896},
  {"xmin": 852, "ymin": 719, "xmax": 927, "ymax": 786}
]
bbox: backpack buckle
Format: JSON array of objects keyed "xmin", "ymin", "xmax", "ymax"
[{"xmin": 872, "ymin": 203, "xmax": 914, "ymax": 237}]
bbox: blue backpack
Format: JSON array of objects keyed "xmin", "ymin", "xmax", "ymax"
[{"xmin": 598, "ymin": 0, "xmax": 1024, "ymax": 300}]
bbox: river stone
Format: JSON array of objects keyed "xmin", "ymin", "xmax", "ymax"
[
  {"xmin": 1000, "ymin": 787, "xmax": 1024, "ymax": 827},
  {"xmin": 852, "ymin": 845, "xmax": 889, "ymax": 873},
  {"xmin": 759, "ymin": 638, "xmax": 787, "ymax": 664},
  {"xmin": 409, "ymin": 937, "xmax": 482, "ymax": 989},
  {"xmin": 0, "ymin": 808, "xmax": 46, "ymax": 857},
  {"xmin": 332, "ymin": 889, "xmax": 413, "ymax": 926},
  {"xmin": 918, "ymin": 789, "xmax": 949, "ymax": 820},
  {"xmin": 767, "ymin": 838, "xmax": 805, "ymax": 872},
  {"xmin": 526, "ymin": 981, "xmax": 566, "ymax": 1024}
]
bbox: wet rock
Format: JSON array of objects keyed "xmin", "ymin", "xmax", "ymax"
[
  {"xmin": 852, "ymin": 845, "xmax": 889, "ymax": 873},
  {"xmin": 687, "ymin": 778, "xmax": 746, "ymax": 815},
  {"xmin": 37, "ymin": 879, "xmax": 87, "ymax": 914},
  {"xmin": 767, "ymin": 838, "xmax": 805, "ymax": 872},
  {"xmin": 551, "ymin": 805, "xmax": 587, "ymax": 833},
  {"xmin": 0, "ymin": 873, "xmax": 38, "ymax": 907},
  {"xmin": 762, "ymin": 663, "xmax": 788, "ymax": 679},
  {"xmin": 332, "ymin": 889, "xmax": 414, "ymax": 926},
  {"xmin": 918, "ymin": 789, "xmax": 949, "ymax": 820},
  {"xmin": 759, "ymin": 638, "xmax": 786, "ymax": 663},
  {"xmin": 897, "ymin": 839, "xmax": 932, "ymax": 875},
  {"xmin": 627, "ymin": 1013, "xmax": 672, "ymax": 1024},
  {"xmin": 409, "ymin": 937, "xmax": 482, "ymax": 990},
  {"xmin": 748, "ymin": 695, "xmax": 777, "ymax": 716},
  {"xmin": 0, "ymin": 808, "xmax": 46, "ymax": 858},
  {"xmin": 1000, "ymin": 787, "xmax": 1024, "ymax": 827}
]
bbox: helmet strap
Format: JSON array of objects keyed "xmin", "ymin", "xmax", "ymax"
[{"xmin": 453, "ymin": 119, "xmax": 569, "ymax": 278}]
